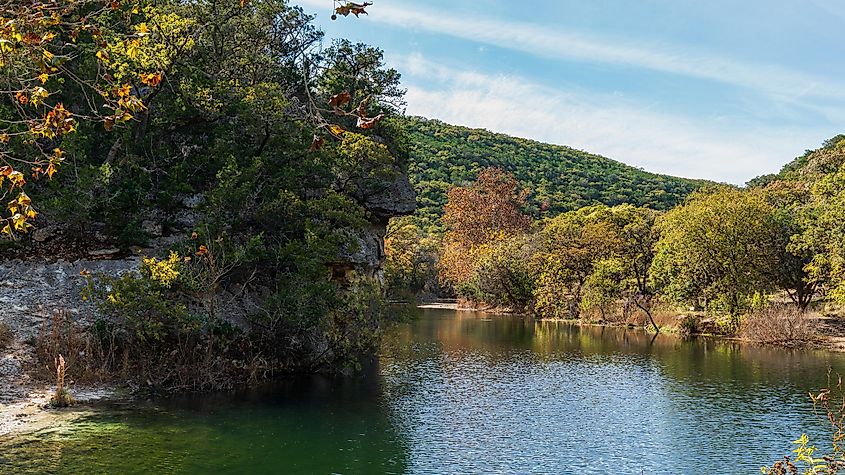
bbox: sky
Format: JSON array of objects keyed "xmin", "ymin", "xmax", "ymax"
[{"xmin": 295, "ymin": 0, "xmax": 845, "ymax": 184}]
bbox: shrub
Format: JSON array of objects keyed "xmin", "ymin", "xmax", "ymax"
[
  {"xmin": 739, "ymin": 304, "xmax": 817, "ymax": 347},
  {"xmin": 763, "ymin": 372, "xmax": 845, "ymax": 474},
  {"xmin": 677, "ymin": 315, "xmax": 699, "ymax": 338}
]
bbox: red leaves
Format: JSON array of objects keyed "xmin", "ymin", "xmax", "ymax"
[
  {"xmin": 356, "ymin": 113, "xmax": 384, "ymax": 129},
  {"xmin": 334, "ymin": 2, "xmax": 372, "ymax": 18},
  {"xmin": 328, "ymin": 91, "xmax": 351, "ymax": 109},
  {"xmin": 312, "ymin": 90, "xmax": 386, "ymax": 151},
  {"xmin": 309, "ymin": 135, "xmax": 325, "ymax": 151}
]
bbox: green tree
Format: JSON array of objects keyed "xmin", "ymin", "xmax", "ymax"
[
  {"xmin": 651, "ymin": 188, "xmax": 782, "ymax": 320},
  {"xmin": 533, "ymin": 205, "xmax": 621, "ymax": 319}
]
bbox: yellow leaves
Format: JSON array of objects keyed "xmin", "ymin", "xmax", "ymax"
[
  {"xmin": 116, "ymin": 84, "xmax": 132, "ymax": 98},
  {"xmin": 139, "ymin": 72, "xmax": 162, "ymax": 87},
  {"xmin": 142, "ymin": 251, "xmax": 182, "ymax": 287},
  {"xmin": 16, "ymin": 191, "xmax": 31, "ymax": 207},
  {"xmin": 96, "ymin": 49, "xmax": 109, "ymax": 62},
  {"xmin": 3, "ymin": 191, "xmax": 36, "ymax": 236},
  {"xmin": 31, "ymin": 103, "xmax": 76, "ymax": 139},
  {"xmin": 134, "ymin": 23, "xmax": 150, "ymax": 37},
  {"xmin": 125, "ymin": 38, "xmax": 141, "ymax": 59},
  {"xmin": 0, "ymin": 38, "xmax": 14, "ymax": 54},
  {"xmin": 0, "ymin": 134, "xmax": 8, "ymax": 144},
  {"xmin": 8, "ymin": 171, "xmax": 25, "ymax": 188},
  {"xmin": 37, "ymin": 73, "xmax": 49, "ymax": 84},
  {"xmin": 30, "ymin": 86, "xmax": 48, "ymax": 106},
  {"xmin": 328, "ymin": 125, "xmax": 346, "ymax": 138}
]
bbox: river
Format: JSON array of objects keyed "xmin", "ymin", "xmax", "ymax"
[{"xmin": 2, "ymin": 306, "xmax": 844, "ymax": 474}]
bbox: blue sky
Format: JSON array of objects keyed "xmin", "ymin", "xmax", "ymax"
[{"xmin": 296, "ymin": 0, "xmax": 845, "ymax": 183}]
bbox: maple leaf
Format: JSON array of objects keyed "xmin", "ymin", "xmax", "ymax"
[
  {"xmin": 335, "ymin": 2, "xmax": 372, "ymax": 17},
  {"xmin": 139, "ymin": 72, "xmax": 162, "ymax": 87},
  {"xmin": 356, "ymin": 114, "xmax": 384, "ymax": 130},
  {"xmin": 328, "ymin": 91, "xmax": 351, "ymax": 109},
  {"xmin": 309, "ymin": 135, "xmax": 325, "ymax": 151}
]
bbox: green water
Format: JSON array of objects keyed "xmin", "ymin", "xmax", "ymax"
[{"xmin": 2, "ymin": 307, "xmax": 845, "ymax": 474}]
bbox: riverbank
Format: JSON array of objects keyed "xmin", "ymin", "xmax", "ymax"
[
  {"xmin": 425, "ymin": 301, "xmax": 845, "ymax": 351},
  {"xmin": 1, "ymin": 299, "xmax": 841, "ymax": 439},
  {"xmin": 0, "ymin": 334, "xmax": 117, "ymax": 437}
]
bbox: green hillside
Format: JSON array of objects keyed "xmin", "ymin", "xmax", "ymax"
[{"xmin": 402, "ymin": 117, "xmax": 715, "ymax": 226}]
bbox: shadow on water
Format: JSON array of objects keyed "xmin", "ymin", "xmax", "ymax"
[{"xmin": 3, "ymin": 306, "xmax": 845, "ymax": 474}]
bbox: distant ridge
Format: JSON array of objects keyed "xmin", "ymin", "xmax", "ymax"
[{"xmin": 401, "ymin": 116, "xmax": 715, "ymax": 226}]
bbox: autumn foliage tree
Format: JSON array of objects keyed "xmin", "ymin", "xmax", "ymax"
[
  {"xmin": 0, "ymin": 0, "xmax": 181, "ymax": 237},
  {"xmin": 437, "ymin": 167, "xmax": 531, "ymax": 298}
]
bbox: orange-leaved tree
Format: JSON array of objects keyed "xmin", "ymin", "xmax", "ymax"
[{"xmin": 437, "ymin": 167, "xmax": 531, "ymax": 292}]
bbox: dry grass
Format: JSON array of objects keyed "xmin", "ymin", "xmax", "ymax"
[
  {"xmin": 35, "ymin": 310, "xmax": 116, "ymax": 385},
  {"xmin": 739, "ymin": 304, "xmax": 818, "ymax": 347},
  {"xmin": 50, "ymin": 354, "xmax": 74, "ymax": 407}
]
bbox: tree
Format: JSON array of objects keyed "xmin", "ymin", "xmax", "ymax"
[
  {"xmin": 470, "ymin": 234, "xmax": 536, "ymax": 312},
  {"xmin": 791, "ymin": 141, "xmax": 845, "ymax": 304},
  {"xmin": 533, "ymin": 205, "xmax": 621, "ymax": 319},
  {"xmin": 437, "ymin": 167, "xmax": 531, "ymax": 292},
  {"xmin": 384, "ymin": 216, "xmax": 439, "ymax": 296},
  {"xmin": 650, "ymin": 188, "xmax": 784, "ymax": 320},
  {"xmin": 0, "ymin": 0, "xmax": 179, "ymax": 237}
]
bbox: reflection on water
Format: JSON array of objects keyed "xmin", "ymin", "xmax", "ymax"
[{"xmin": 2, "ymin": 307, "xmax": 845, "ymax": 474}]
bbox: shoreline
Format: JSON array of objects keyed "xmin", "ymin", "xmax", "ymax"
[
  {"xmin": 417, "ymin": 301, "xmax": 841, "ymax": 351},
  {"xmin": 0, "ymin": 386, "xmax": 116, "ymax": 438},
  {"xmin": 1, "ymin": 301, "xmax": 840, "ymax": 438}
]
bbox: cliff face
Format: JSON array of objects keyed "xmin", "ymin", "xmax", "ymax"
[
  {"xmin": 336, "ymin": 170, "xmax": 417, "ymax": 281},
  {"xmin": 0, "ymin": 165, "xmax": 416, "ymax": 344}
]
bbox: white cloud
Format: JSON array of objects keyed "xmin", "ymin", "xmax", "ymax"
[
  {"xmin": 394, "ymin": 55, "xmax": 830, "ymax": 184},
  {"xmin": 298, "ymin": 0, "xmax": 845, "ymax": 103}
]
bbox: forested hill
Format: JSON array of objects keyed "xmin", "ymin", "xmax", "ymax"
[
  {"xmin": 403, "ymin": 117, "xmax": 715, "ymax": 226},
  {"xmin": 746, "ymin": 134, "xmax": 845, "ymax": 187}
]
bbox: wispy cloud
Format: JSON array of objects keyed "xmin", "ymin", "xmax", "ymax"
[
  {"xmin": 395, "ymin": 55, "xmax": 828, "ymax": 184},
  {"xmin": 298, "ymin": 0, "xmax": 845, "ymax": 102}
]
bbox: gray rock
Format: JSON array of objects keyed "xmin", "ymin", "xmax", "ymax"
[
  {"xmin": 141, "ymin": 220, "xmax": 163, "ymax": 237},
  {"xmin": 363, "ymin": 171, "xmax": 416, "ymax": 222},
  {"xmin": 88, "ymin": 248, "xmax": 121, "ymax": 257},
  {"xmin": 31, "ymin": 225, "xmax": 61, "ymax": 243}
]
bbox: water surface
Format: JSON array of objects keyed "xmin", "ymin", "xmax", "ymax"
[{"xmin": 2, "ymin": 307, "xmax": 844, "ymax": 474}]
